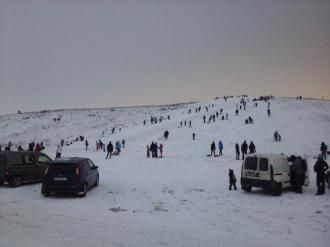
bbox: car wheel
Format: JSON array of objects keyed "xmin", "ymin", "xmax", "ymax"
[
  {"xmin": 242, "ymin": 185, "xmax": 252, "ymax": 192},
  {"xmin": 10, "ymin": 176, "xmax": 22, "ymax": 187},
  {"xmin": 41, "ymin": 185, "xmax": 50, "ymax": 197},
  {"xmin": 80, "ymin": 183, "xmax": 87, "ymax": 197},
  {"xmin": 0, "ymin": 180, "xmax": 4, "ymax": 185},
  {"xmin": 95, "ymin": 175, "xmax": 99, "ymax": 187}
]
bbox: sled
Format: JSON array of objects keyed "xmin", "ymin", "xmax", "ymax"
[{"xmin": 206, "ymin": 154, "xmax": 219, "ymax": 157}]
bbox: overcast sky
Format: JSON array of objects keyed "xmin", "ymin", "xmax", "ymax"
[{"xmin": 0, "ymin": 0, "xmax": 329, "ymax": 115}]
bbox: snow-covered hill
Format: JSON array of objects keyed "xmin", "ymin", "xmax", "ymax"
[{"xmin": 0, "ymin": 96, "xmax": 329, "ymax": 247}]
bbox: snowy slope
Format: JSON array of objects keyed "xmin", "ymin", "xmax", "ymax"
[{"xmin": 0, "ymin": 97, "xmax": 329, "ymax": 247}]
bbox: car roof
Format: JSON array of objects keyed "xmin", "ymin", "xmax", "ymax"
[{"xmin": 51, "ymin": 157, "xmax": 89, "ymax": 164}]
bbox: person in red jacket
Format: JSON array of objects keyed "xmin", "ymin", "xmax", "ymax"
[{"xmin": 34, "ymin": 143, "xmax": 41, "ymax": 152}]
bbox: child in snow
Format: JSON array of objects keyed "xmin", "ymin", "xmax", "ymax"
[{"xmin": 229, "ymin": 169, "xmax": 237, "ymax": 190}]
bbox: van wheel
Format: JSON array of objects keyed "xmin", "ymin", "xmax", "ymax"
[
  {"xmin": 272, "ymin": 182, "xmax": 282, "ymax": 196},
  {"xmin": 80, "ymin": 183, "xmax": 87, "ymax": 197},
  {"xmin": 10, "ymin": 176, "xmax": 22, "ymax": 187},
  {"xmin": 41, "ymin": 185, "xmax": 49, "ymax": 197},
  {"xmin": 242, "ymin": 186, "xmax": 252, "ymax": 192}
]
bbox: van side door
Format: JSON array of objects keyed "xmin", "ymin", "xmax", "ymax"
[
  {"xmin": 281, "ymin": 158, "xmax": 291, "ymax": 188},
  {"xmin": 258, "ymin": 158, "xmax": 270, "ymax": 181}
]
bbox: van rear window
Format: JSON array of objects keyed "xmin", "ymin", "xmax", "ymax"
[
  {"xmin": 245, "ymin": 157, "xmax": 258, "ymax": 170},
  {"xmin": 49, "ymin": 163, "xmax": 77, "ymax": 175}
]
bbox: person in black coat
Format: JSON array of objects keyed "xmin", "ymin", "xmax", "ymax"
[
  {"xmin": 106, "ymin": 142, "xmax": 113, "ymax": 159},
  {"xmin": 241, "ymin": 141, "xmax": 248, "ymax": 160},
  {"xmin": 249, "ymin": 142, "xmax": 256, "ymax": 153},
  {"xmin": 314, "ymin": 155, "xmax": 329, "ymax": 195},
  {"xmin": 235, "ymin": 143, "xmax": 240, "ymax": 160},
  {"xmin": 211, "ymin": 142, "xmax": 216, "ymax": 157},
  {"xmin": 320, "ymin": 142, "xmax": 327, "ymax": 160},
  {"xmin": 229, "ymin": 169, "xmax": 237, "ymax": 190}
]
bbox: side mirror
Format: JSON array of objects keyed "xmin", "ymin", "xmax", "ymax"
[{"xmin": 91, "ymin": 166, "xmax": 98, "ymax": 170}]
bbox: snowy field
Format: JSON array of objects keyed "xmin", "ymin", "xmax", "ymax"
[{"xmin": 0, "ymin": 97, "xmax": 329, "ymax": 247}]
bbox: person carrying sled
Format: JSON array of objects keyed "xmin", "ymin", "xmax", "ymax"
[
  {"xmin": 229, "ymin": 169, "xmax": 237, "ymax": 190},
  {"xmin": 314, "ymin": 155, "xmax": 329, "ymax": 195}
]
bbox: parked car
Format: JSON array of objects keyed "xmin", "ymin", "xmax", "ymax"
[
  {"xmin": 240, "ymin": 154, "xmax": 309, "ymax": 196},
  {"xmin": 41, "ymin": 157, "xmax": 99, "ymax": 197},
  {"xmin": 0, "ymin": 151, "xmax": 52, "ymax": 187}
]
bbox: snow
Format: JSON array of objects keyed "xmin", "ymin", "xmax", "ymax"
[{"xmin": 0, "ymin": 97, "xmax": 329, "ymax": 247}]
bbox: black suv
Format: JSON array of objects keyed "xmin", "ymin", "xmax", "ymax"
[
  {"xmin": 0, "ymin": 151, "xmax": 52, "ymax": 187},
  {"xmin": 41, "ymin": 157, "xmax": 99, "ymax": 197}
]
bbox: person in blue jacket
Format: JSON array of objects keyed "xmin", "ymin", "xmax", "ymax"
[{"xmin": 218, "ymin": 140, "xmax": 223, "ymax": 156}]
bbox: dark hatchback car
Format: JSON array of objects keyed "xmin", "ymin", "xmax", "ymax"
[
  {"xmin": 0, "ymin": 151, "xmax": 52, "ymax": 187},
  {"xmin": 41, "ymin": 157, "xmax": 99, "ymax": 197}
]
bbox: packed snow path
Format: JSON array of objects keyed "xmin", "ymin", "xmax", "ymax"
[{"xmin": 0, "ymin": 97, "xmax": 329, "ymax": 247}]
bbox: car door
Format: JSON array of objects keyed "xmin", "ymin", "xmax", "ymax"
[
  {"xmin": 281, "ymin": 158, "xmax": 291, "ymax": 188},
  {"xmin": 87, "ymin": 159, "xmax": 97, "ymax": 187},
  {"xmin": 36, "ymin": 154, "xmax": 52, "ymax": 179},
  {"xmin": 258, "ymin": 158, "xmax": 270, "ymax": 181}
]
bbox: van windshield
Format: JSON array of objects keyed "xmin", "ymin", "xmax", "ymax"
[
  {"xmin": 48, "ymin": 163, "xmax": 76, "ymax": 176},
  {"xmin": 245, "ymin": 157, "xmax": 258, "ymax": 170}
]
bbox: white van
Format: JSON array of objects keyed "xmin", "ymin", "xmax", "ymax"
[{"xmin": 240, "ymin": 154, "xmax": 309, "ymax": 195}]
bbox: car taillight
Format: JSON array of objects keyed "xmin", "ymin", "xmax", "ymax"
[{"xmin": 76, "ymin": 164, "xmax": 80, "ymax": 176}]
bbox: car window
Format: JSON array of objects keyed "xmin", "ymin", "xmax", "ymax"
[
  {"xmin": 245, "ymin": 157, "xmax": 258, "ymax": 170},
  {"xmin": 260, "ymin": 158, "xmax": 268, "ymax": 171},
  {"xmin": 38, "ymin": 155, "xmax": 51, "ymax": 164},
  {"xmin": 87, "ymin": 160, "xmax": 95, "ymax": 169},
  {"xmin": 23, "ymin": 154, "xmax": 35, "ymax": 165},
  {"xmin": 281, "ymin": 159, "xmax": 289, "ymax": 172}
]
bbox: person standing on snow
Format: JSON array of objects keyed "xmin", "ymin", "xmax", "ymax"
[
  {"xmin": 159, "ymin": 144, "xmax": 163, "ymax": 158},
  {"xmin": 106, "ymin": 142, "xmax": 113, "ymax": 159},
  {"xmin": 192, "ymin": 133, "xmax": 195, "ymax": 141},
  {"xmin": 320, "ymin": 142, "xmax": 327, "ymax": 160},
  {"xmin": 241, "ymin": 141, "xmax": 248, "ymax": 160},
  {"xmin": 314, "ymin": 155, "xmax": 329, "ymax": 195},
  {"xmin": 146, "ymin": 145, "xmax": 150, "ymax": 158},
  {"xmin": 218, "ymin": 140, "xmax": 223, "ymax": 156},
  {"xmin": 85, "ymin": 139, "xmax": 89, "ymax": 151},
  {"xmin": 229, "ymin": 169, "xmax": 237, "ymax": 190},
  {"xmin": 122, "ymin": 139, "xmax": 126, "ymax": 149},
  {"xmin": 55, "ymin": 145, "xmax": 62, "ymax": 160},
  {"xmin": 249, "ymin": 141, "xmax": 256, "ymax": 153},
  {"xmin": 211, "ymin": 142, "xmax": 216, "ymax": 157},
  {"xmin": 235, "ymin": 143, "xmax": 240, "ymax": 160}
]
